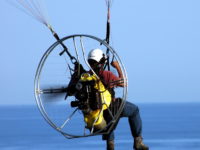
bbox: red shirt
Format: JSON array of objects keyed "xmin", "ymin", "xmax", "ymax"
[{"xmin": 99, "ymin": 70, "xmax": 121, "ymax": 87}]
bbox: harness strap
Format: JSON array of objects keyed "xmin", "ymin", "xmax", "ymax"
[
  {"xmin": 105, "ymin": 2, "xmax": 111, "ymax": 71},
  {"xmin": 48, "ymin": 25, "xmax": 76, "ymax": 63}
]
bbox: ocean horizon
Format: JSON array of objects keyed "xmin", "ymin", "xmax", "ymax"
[{"xmin": 0, "ymin": 102, "xmax": 200, "ymax": 150}]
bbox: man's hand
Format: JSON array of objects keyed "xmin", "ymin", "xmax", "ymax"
[{"xmin": 111, "ymin": 61, "xmax": 120, "ymax": 68}]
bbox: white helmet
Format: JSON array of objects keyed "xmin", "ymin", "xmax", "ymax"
[{"xmin": 88, "ymin": 48, "xmax": 105, "ymax": 63}]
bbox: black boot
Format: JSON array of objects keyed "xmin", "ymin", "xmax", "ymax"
[
  {"xmin": 107, "ymin": 140, "xmax": 114, "ymax": 150},
  {"xmin": 134, "ymin": 136, "xmax": 149, "ymax": 150}
]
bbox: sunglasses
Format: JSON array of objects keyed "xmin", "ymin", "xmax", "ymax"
[{"xmin": 88, "ymin": 59, "xmax": 98, "ymax": 66}]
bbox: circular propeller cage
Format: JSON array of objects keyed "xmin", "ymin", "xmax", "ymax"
[{"xmin": 34, "ymin": 34, "xmax": 128, "ymax": 139}]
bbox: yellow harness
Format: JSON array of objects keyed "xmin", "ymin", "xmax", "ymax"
[{"xmin": 80, "ymin": 73, "xmax": 111, "ymax": 130}]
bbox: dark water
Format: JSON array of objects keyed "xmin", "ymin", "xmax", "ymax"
[{"xmin": 0, "ymin": 103, "xmax": 200, "ymax": 150}]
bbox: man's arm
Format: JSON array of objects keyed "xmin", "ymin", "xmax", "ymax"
[{"xmin": 111, "ymin": 61, "xmax": 125, "ymax": 87}]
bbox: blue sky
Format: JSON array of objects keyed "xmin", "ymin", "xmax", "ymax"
[{"xmin": 0, "ymin": 0, "xmax": 199, "ymax": 105}]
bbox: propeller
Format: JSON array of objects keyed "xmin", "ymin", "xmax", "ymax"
[{"xmin": 38, "ymin": 85, "xmax": 69, "ymax": 103}]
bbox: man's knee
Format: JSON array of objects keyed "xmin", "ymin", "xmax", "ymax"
[{"xmin": 122, "ymin": 101, "xmax": 140, "ymax": 117}]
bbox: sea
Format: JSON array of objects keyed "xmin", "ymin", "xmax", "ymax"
[{"xmin": 0, "ymin": 103, "xmax": 200, "ymax": 150}]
